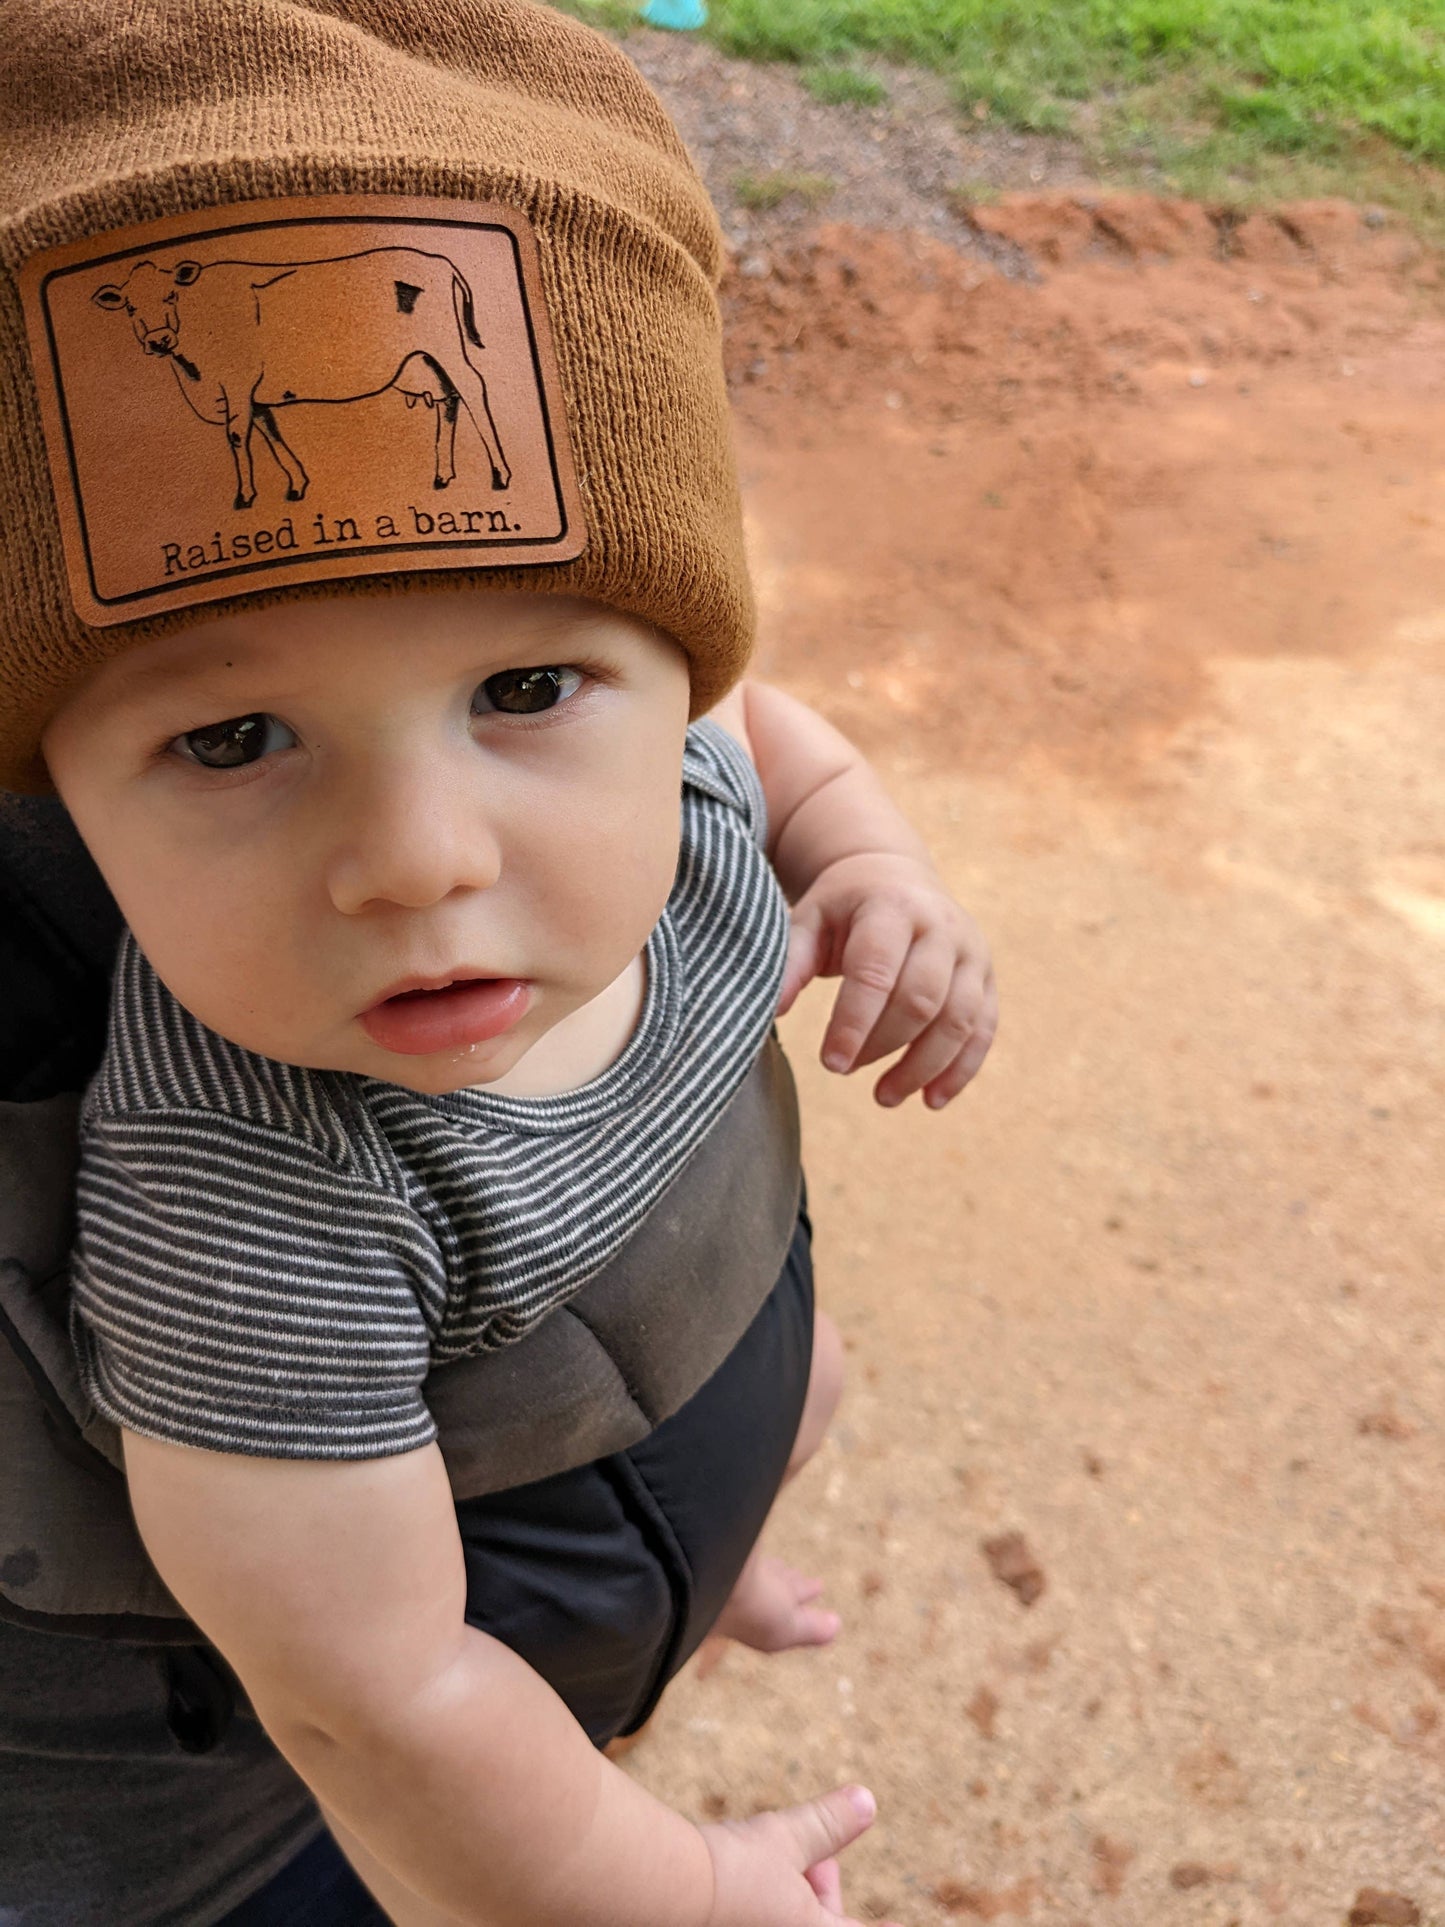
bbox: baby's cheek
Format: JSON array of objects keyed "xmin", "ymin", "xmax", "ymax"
[{"xmin": 553, "ymin": 852, "xmax": 670, "ymax": 976}]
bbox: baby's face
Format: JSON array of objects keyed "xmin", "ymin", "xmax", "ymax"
[{"xmin": 43, "ymin": 590, "xmax": 691, "ymax": 1095}]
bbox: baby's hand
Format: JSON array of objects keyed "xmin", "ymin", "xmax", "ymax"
[
  {"xmin": 699, "ymin": 1783, "xmax": 901, "ymax": 1926},
  {"xmin": 778, "ymin": 853, "xmax": 997, "ymax": 1109}
]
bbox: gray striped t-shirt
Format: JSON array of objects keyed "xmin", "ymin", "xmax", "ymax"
[{"xmin": 70, "ymin": 722, "xmax": 789, "ymax": 1460}]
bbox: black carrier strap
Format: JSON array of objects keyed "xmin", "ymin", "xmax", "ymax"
[
  {"xmin": 0, "ymin": 793, "xmax": 121, "ymax": 1105},
  {"xmin": 0, "ymin": 1093, "xmax": 195, "ymax": 1638},
  {"xmin": 0, "ymin": 1040, "xmax": 801, "ymax": 1636}
]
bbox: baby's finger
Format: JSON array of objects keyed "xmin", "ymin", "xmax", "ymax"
[
  {"xmin": 820, "ymin": 911, "xmax": 913, "ymax": 1073},
  {"xmin": 778, "ymin": 908, "xmax": 825, "ymax": 1017},
  {"xmin": 920, "ymin": 991, "xmax": 999, "ymax": 1109},
  {"xmin": 872, "ymin": 966, "xmax": 988, "ymax": 1106},
  {"xmin": 804, "ymin": 1855, "xmax": 844, "ymax": 1911},
  {"xmin": 774, "ymin": 1784, "xmax": 877, "ymax": 1878},
  {"xmin": 873, "ymin": 1022, "xmax": 971, "ymax": 1109},
  {"xmin": 807, "ymin": 1860, "xmax": 906, "ymax": 1927},
  {"xmin": 920, "ymin": 1042, "xmax": 989, "ymax": 1109},
  {"xmin": 847, "ymin": 930, "xmax": 958, "ymax": 1070}
]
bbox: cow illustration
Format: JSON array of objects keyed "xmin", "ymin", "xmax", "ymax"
[{"xmin": 91, "ymin": 248, "xmax": 513, "ymax": 510}]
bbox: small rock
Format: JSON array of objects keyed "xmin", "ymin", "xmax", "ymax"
[
  {"xmin": 1091, "ymin": 1834, "xmax": 1134, "ymax": 1897},
  {"xmin": 981, "ymin": 1531, "xmax": 1046, "ymax": 1607},
  {"xmin": 1171, "ymin": 1863, "xmax": 1212, "ymax": 1890},
  {"xmin": 934, "ymin": 1876, "xmax": 1040, "ymax": 1916},
  {"xmin": 965, "ymin": 1684, "xmax": 1000, "ymax": 1738},
  {"xmin": 1362, "ymin": 206, "xmax": 1388, "ymax": 229},
  {"xmin": 1358, "ymin": 1406, "xmax": 1414, "ymax": 1441},
  {"xmin": 1188, "ymin": 369, "xmax": 1209, "ymax": 388},
  {"xmin": 1348, "ymin": 1892, "xmax": 1420, "ymax": 1927},
  {"xmin": 739, "ymin": 254, "xmax": 771, "ymax": 279}
]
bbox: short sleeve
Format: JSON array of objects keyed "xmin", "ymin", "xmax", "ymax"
[
  {"xmin": 70, "ymin": 1109, "xmax": 448, "ymax": 1460},
  {"xmin": 682, "ymin": 719, "xmax": 769, "ymax": 848}
]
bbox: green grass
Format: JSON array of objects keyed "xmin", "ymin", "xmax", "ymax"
[
  {"xmin": 732, "ymin": 168, "xmax": 837, "ymax": 209},
  {"xmin": 799, "ymin": 64, "xmax": 890, "ymax": 107},
  {"xmin": 552, "ymin": 0, "xmax": 639, "ymax": 33},
  {"xmin": 703, "ymin": 0, "xmax": 1445, "ymax": 159},
  {"xmin": 570, "ymin": 0, "xmax": 1445, "ymax": 211}
]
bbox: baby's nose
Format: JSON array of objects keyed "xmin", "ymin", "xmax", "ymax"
[{"xmin": 325, "ymin": 765, "xmax": 502, "ymax": 916}]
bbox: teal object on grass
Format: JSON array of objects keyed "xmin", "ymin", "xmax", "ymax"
[{"xmin": 641, "ymin": 0, "xmax": 706, "ymax": 28}]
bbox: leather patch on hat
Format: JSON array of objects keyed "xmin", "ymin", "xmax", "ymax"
[{"xmin": 20, "ymin": 195, "xmax": 586, "ymax": 626}]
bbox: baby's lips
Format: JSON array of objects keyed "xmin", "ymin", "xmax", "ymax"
[{"xmin": 359, "ymin": 977, "xmax": 530, "ymax": 1055}]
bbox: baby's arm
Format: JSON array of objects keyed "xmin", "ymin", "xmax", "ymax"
[
  {"xmin": 712, "ymin": 681, "xmax": 997, "ymax": 1108},
  {"xmin": 123, "ymin": 1431, "xmax": 893, "ymax": 1927}
]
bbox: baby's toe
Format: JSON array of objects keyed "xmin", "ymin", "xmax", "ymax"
[{"xmin": 794, "ymin": 1604, "xmax": 842, "ymax": 1647}]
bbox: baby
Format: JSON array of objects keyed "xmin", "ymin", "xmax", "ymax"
[{"xmin": 6, "ymin": 4, "xmax": 995, "ymax": 1921}]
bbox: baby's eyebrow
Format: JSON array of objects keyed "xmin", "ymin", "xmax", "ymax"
[{"xmin": 103, "ymin": 643, "xmax": 267, "ymax": 710}]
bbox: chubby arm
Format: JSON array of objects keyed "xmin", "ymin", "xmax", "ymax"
[
  {"xmin": 122, "ymin": 1432, "xmax": 885, "ymax": 1927},
  {"xmin": 711, "ymin": 681, "xmax": 997, "ymax": 1107},
  {"xmin": 124, "ymin": 1432, "xmax": 706, "ymax": 1924}
]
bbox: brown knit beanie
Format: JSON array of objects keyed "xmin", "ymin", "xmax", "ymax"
[{"xmin": 0, "ymin": 0, "xmax": 751, "ymax": 792}]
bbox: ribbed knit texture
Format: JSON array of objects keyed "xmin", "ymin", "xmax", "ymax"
[{"xmin": 0, "ymin": 0, "xmax": 752, "ymax": 792}]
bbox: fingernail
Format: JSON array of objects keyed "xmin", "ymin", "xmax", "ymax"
[
  {"xmin": 846, "ymin": 1785, "xmax": 877, "ymax": 1823},
  {"xmin": 823, "ymin": 1050, "xmax": 849, "ymax": 1073}
]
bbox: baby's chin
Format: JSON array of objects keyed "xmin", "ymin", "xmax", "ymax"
[
  {"xmin": 329, "ymin": 1041, "xmax": 532, "ymax": 1096},
  {"xmin": 360, "ymin": 1048, "xmax": 524, "ymax": 1097}
]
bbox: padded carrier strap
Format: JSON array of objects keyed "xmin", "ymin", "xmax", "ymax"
[
  {"xmin": 430, "ymin": 1031, "xmax": 801, "ymax": 1497},
  {"xmin": 0, "ymin": 1038, "xmax": 800, "ymax": 1635}
]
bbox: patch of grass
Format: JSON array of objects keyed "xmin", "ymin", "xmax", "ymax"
[
  {"xmin": 1104, "ymin": 117, "xmax": 1445, "ymax": 242},
  {"xmin": 550, "ymin": 0, "xmax": 639, "ymax": 33},
  {"xmin": 732, "ymin": 168, "xmax": 837, "ymax": 210},
  {"xmin": 955, "ymin": 66, "xmax": 1074, "ymax": 135},
  {"xmin": 944, "ymin": 179, "xmax": 1003, "ymax": 212},
  {"xmin": 800, "ymin": 64, "xmax": 889, "ymax": 108},
  {"xmin": 694, "ymin": 0, "xmax": 1445, "ymax": 196}
]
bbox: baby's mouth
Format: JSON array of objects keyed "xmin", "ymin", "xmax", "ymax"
[{"xmin": 359, "ymin": 975, "xmax": 531, "ymax": 1056}]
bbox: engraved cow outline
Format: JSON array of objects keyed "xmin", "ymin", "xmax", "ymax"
[{"xmin": 91, "ymin": 247, "xmax": 513, "ymax": 511}]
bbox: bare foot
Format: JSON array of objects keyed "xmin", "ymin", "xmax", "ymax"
[{"xmin": 709, "ymin": 1552, "xmax": 842, "ymax": 1656}]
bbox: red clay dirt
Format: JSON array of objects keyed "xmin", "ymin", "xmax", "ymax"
[{"xmin": 622, "ymin": 195, "xmax": 1445, "ymax": 1925}]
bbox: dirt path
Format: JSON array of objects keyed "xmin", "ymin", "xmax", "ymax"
[{"xmin": 621, "ymin": 166, "xmax": 1445, "ymax": 1927}]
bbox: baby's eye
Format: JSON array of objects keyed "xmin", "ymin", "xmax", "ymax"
[
  {"xmin": 171, "ymin": 713, "xmax": 297, "ymax": 769},
  {"xmin": 471, "ymin": 667, "xmax": 583, "ymax": 717}
]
